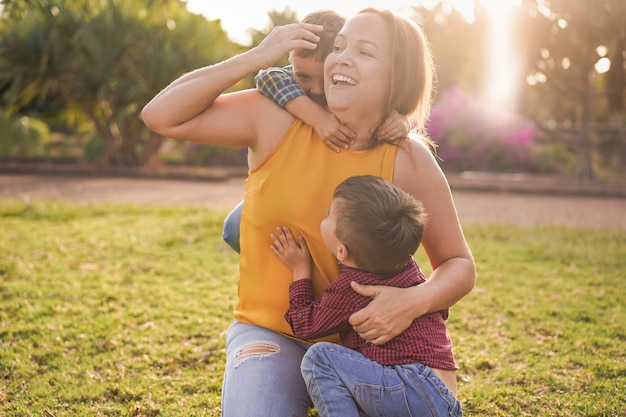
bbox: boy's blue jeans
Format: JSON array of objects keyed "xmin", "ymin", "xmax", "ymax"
[
  {"xmin": 222, "ymin": 200, "xmax": 243, "ymax": 253},
  {"xmin": 301, "ymin": 342, "xmax": 463, "ymax": 417}
]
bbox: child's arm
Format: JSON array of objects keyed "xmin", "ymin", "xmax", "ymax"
[
  {"xmin": 285, "ymin": 278, "xmax": 350, "ymax": 340},
  {"xmin": 285, "ymin": 97, "xmax": 355, "ymax": 152},
  {"xmin": 255, "ymin": 67, "xmax": 355, "ymax": 152},
  {"xmin": 271, "ymin": 226, "xmax": 368, "ymax": 340},
  {"xmin": 377, "ymin": 110, "xmax": 412, "ymax": 142},
  {"xmin": 255, "ymin": 67, "xmax": 308, "ymax": 108}
]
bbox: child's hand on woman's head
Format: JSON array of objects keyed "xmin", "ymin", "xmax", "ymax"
[{"xmin": 270, "ymin": 226, "xmax": 312, "ymax": 280}]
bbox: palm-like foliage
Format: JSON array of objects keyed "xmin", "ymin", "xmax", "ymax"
[
  {"xmin": 0, "ymin": 0, "xmax": 241, "ymax": 166},
  {"xmin": 0, "ymin": 6, "xmax": 70, "ymax": 113}
]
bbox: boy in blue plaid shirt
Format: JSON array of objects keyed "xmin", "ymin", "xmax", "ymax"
[
  {"xmin": 255, "ymin": 10, "xmax": 411, "ymax": 152},
  {"xmin": 222, "ymin": 10, "xmax": 411, "ymax": 253}
]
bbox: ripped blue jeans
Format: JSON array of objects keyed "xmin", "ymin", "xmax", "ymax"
[{"xmin": 222, "ymin": 320, "xmax": 313, "ymax": 417}]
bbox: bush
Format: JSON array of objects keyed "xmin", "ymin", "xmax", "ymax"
[
  {"xmin": 183, "ymin": 143, "xmax": 247, "ymax": 167},
  {"xmin": 426, "ymin": 87, "xmax": 569, "ymax": 174},
  {"xmin": 527, "ymin": 142, "xmax": 577, "ymax": 174},
  {"xmin": 84, "ymin": 135, "xmax": 104, "ymax": 161},
  {"xmin": 0, "ymin": 113, "xmax": 51, "ymax": 156}
]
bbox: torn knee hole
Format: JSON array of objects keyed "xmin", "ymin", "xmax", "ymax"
[{"xmin": 234, "ymin": 341, "xmax": 281, "ymax": 367}]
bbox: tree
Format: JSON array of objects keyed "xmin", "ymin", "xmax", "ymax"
[
  {"xmin": 515, "ymin": 0, "xmax": 626, "ymax": 179},
  {"xmin": 0, "ymin": 0, "xmax": 241, "ymax": 166},
  {"xmin": 412, "ymin": 3, "xmax": 488, "ymax": 100}
]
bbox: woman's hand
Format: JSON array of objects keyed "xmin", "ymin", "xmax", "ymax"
[
  {"xmin": 254, "ymin": 23, "xmax": 323, "ymax": 69},
  {"xmin": 348, "ymin": 281, "xmax": 422, "ymax": 345}
]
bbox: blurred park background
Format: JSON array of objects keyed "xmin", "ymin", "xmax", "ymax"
[
  {"xmin": 0, "ymin": 0, "xmax": 624, "ymax": 180},
  {"xmin": 2, "ymin": 2, "xmax": 626, "ymax": 416}
]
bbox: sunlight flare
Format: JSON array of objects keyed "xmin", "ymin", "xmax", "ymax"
[
  {"xmin": 186, "ymin": 0, "xmax": 525, "ymax": 108},
  {"xmin": 480, "ymin": 0, "xmax": 522, "ymax": 109}
]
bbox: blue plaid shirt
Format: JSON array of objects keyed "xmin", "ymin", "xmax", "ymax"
[{"xmin": 255, "ymin": 65, "xmax": 306, "ymax": 108}]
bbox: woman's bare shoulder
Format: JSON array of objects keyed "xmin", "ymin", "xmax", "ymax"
[
  {"xmin": 392, "ymin": 135, "xmax": 450, "ymax": 196},
  {"xmin": 231, "ymin": 90, "xmax": 297, "ymax": 167},
  {"xmin": 395, "ymin": 135, "xmax": 440, "ymax": 172},
  {"xmin": 205, "ymin": 89, "xmax": 295, "ymax": 147}
]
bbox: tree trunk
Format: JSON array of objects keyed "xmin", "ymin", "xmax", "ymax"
[
  {"xmin": 607, "ymin": 37, "xmax": 624, "ymax": 113},
  {"xmin": 140, "ymin": 131, "xmax": 164, "ymax": 168},
  {"xmin": 576, "ymin": 26, "xmax": 597, "ymax": 180}
]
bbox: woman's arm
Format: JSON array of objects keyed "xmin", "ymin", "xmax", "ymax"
[
  {"xmin": 141, "ymin": 23, "xmax": 323, "ymax": 148},
  {"xmin": 349, "ymin": 138, "xmax": 476, "ymax": 345}
]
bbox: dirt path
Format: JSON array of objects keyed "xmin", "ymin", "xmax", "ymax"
[
  {"xmin": 1, "ymin": 173, "xmax": 625, "ymax": 230},
  {"xmin": 0, "ymin": 174, "xmax": 245, "ymax": 210}
]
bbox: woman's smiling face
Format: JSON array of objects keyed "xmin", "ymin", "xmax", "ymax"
[{"xmin": 324, "ymin": 12, "xmax": 392, "ymax": 121}]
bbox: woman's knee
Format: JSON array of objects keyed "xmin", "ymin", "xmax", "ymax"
[{"xmin": 223, "ymin": 322, "xmax": 311, "ymax": 416}]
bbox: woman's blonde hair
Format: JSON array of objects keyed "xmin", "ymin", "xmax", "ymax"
[{"xmin": 359, "ymin": 8, "xmax": 435, "ymax": 135}]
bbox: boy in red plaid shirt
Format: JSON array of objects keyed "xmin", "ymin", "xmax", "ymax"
[{"xmin": 271, "ymin": 175, "xmax": 462, "ymax": 417}]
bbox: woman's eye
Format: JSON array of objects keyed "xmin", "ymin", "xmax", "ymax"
[{"xmin": 332, "ymin": 42, "xmax": 345, "ymax": 52}]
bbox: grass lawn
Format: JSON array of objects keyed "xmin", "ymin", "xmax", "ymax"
[{"xmin": 1, "ymin": 201, "xmax": 624, "ymax": 416}]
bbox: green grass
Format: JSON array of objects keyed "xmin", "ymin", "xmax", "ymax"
[{"xmin": 1, "ymin": 201, "xmax": 625, "ymax": 416}]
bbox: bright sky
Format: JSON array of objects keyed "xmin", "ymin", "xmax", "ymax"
[
  {"xmin": 186, "ymin": 0, "xmax": 522, "ymax": 108},
  {"xmin": 185, "ymin": 0, "xmax": 474, "ymax": 45}
]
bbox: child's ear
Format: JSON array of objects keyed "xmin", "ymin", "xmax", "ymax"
[
  {"xmin": 337, "ymin": 244, "xmax": 349, "ymax": 262},
  {"xmin": 288, "ymin": 50, "xmax": 295, "ymax": 64}
]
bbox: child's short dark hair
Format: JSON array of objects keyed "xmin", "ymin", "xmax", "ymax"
[
  {"xmin": 295, "ymin": 10, "xmax": 345, "ymax": 62},
  {"xmin": 333, "ymin": 175, "xmax": 428, "ymax": 276}
]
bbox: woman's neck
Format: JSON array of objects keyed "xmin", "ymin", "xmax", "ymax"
[
  {"xmin": 341, "ymin": 115, "xmax": 383, "ymax": 150},
  {"xmin": 349, "ymin": 133, "xmax": 376, "ymax": 150}
]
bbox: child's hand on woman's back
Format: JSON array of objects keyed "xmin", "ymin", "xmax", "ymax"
[{"xmin": 270, "ymin": 226, "xmax": 312, "ymax": 281}]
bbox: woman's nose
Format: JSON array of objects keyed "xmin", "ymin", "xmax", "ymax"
[{"xmin": 335, "ymin": 49, "xmax": 353, "ymax": 66}]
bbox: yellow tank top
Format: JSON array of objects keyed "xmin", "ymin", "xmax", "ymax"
[{"xmin": 235, "ymin": 119, "xmax": 398, "ymax": 340}]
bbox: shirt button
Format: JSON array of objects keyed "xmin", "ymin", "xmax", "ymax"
[{"xmin": 297, "ymin": 313, "xmax": 303, "ymax": 318}]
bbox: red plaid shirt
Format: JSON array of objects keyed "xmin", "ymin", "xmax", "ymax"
[{"xmin": 285, "ymin": 258, "xmax": 457, "ymax": 370}]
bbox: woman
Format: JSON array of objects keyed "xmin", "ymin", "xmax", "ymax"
[{"xmin": 142, "ymin": 8, "xmax": 475, "ymax": 417}]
